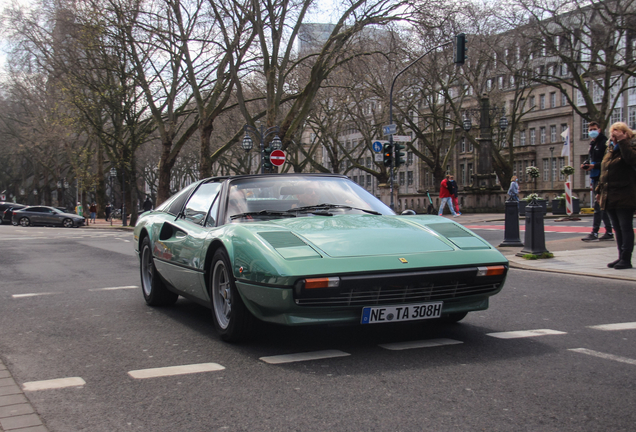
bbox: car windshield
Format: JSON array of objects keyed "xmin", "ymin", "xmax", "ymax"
[{"xmin": 227, "ymin": 176, "xmax": 394, "ymax": 222}]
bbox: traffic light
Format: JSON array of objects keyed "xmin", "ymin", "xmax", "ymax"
[
  {"xmin": 383, "ymin": 143, "xmax": 393, "ymax": 167},
  {"xmin": 394, "ymin": 143, "xmax": 406, "ymax": 167},
  {"xmin": 263, "ymin": 147, "xmax": 273, "ymax": 170},
  {"xmin": 454, "ymin": 33, "xmax": 467, "ymax": 65}
]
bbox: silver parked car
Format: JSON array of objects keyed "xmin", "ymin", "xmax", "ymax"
[{"xmin": 12, "ymin": 206, "xmax": 85, "ymax": 228}]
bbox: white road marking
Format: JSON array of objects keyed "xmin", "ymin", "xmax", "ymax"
[
  {"xmin": 89, "ymin": 285, "xmax": 139, "ymax": 291},
  {"xmin": 12, "ymin": 292, "xmax": 59, "ymax": 298},
  {"xmin": 588, "ymin": 322, "xmax": 636, "ymax": 331},
  {"xmin": 379, "ymin": 338, "xmax": 464, "ymax": 351},
  {"xmin": 486, "ymin": 329, "xmax": 567, "ymax": 339},
  {"xmin": 260, "ymin": 350, "xmax": 351, "ymax": 364},
  {"xmin": 569, "ymin": 348, "xmax": 636, "ymax": 366},
  {"xmin": 23, "ymin": 377, "xmax": 86, "ymax": 391},
  {"xmin": 128, "ymin": 363, "xmax": 225, "ymax": 379}
]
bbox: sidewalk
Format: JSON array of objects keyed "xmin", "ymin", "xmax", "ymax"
[
  {"xmin": 448, "ymin": 212, "xmax": 636, "ymax": 283},
  {"xmin": 83, "ymin": 217, "xmax": 134, "ymax": 230}
]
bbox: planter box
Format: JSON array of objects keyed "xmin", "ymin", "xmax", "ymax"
[
  {"xmin": 551, "ymin": 197, "xmax": 580, "ymax": 215},
  {"xmin": 519, "ymin": 200, "xmax": 547, "ymax": 216}
]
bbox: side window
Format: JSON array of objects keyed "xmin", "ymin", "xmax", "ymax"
[
  {"xmin": 166, "ymin": 183, "xmax": 198, "ymax": 216},
  {"xmin": 183, "ymin": 182, "xmax": 221, "ymax": 225}
]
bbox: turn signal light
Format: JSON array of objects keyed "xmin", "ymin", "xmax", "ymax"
[
  {"xmin": 476, "ymin": 265, "xmax": 505, "ymax": 277},
  {"xmin": 304, "ymin": 277, "xmax": 340, "ymax": 289}
]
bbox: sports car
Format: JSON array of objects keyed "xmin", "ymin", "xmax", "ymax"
[{"xmin": 133, "ymin": 174, "xmax": 508, "ymax": 342}]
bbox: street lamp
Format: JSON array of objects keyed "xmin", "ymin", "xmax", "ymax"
[
  {"xmin": 110, "ymin": 168, "xmax": 116, "ymax": 226},
  {"xmin": 243, "ymin": 124, "xmax": 282, "ymax": 174},
  {"xmin": 549, "ymin": 146, "xmax": 555, "ymax": 190}
]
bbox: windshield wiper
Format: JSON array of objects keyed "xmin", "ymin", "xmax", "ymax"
[
  {"xmin": 285, "ymin": 203, "xmax": 382, "ymax": 215},
  {"xmin": 230, "ymin": 210, "xmax": 296, "ymax": 220}
]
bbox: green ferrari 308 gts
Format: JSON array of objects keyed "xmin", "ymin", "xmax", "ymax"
[{"xmin": 134, "ymin": 174, "xmax": 508, "ymax": 342}]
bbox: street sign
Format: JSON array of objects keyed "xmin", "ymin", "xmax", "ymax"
[
  {"xmin": 392, "ymin": 135, "xmax": 412, "ymax": 142},
  {"xmin": 372, "ymin": 141, "xmax": 383, "ymax": 153},
  {"xmin": 374, "ymin": 153, "xmax": 383, "ymax": 162},
  {"xmin": 0, "ymin": 194, "xmax": 5, "ymax": 201},
  {"xmin": 383, "ymin": 124, "xmax": 397, "ymax": 136},
  {"xmin": 270, "ymin": 149, "xmax": 286, "ymax": 166}
]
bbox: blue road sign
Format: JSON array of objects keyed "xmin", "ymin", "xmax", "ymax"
[
  {"xmin": 372, "ymin": 141, "xmax": 383, "ymax": 153},
  {"xmin": 383, "ymin": 124, "xmax": 397, "ymax": 135}
]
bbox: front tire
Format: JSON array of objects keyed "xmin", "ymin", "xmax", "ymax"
[
  {"xmin": 140, "ymin": 237, "xmax": 178, "ymax": 306},
  {"xmin": 210, "ymin": 249, "xmax": 255, "ymax": 342},
  {"xmin": 63, "ymin": 218, "xmax": 74, "ymax": 228},
  {"xmin": 19, "ymin": 217, "xmax": 30, "ymax": 227}
]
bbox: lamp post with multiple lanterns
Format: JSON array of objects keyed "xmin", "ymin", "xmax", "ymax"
[
  {"xmin": 242, "ymin": 124, "xmax": 282, "ymax": 174},
  {"xmin": 462, "ymin": 94, "xmax": 508, "ymax": 189}
]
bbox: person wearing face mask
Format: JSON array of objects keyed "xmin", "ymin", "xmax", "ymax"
[
  {"xmin": 596, "ymin": 122, "xmax": 636, "ymax": 269},
  {"xmin": 581, "ymin": 121, "xmax": 614, "ymax": 241},
  {"xmin": 507, "ymin": 176, "xmax": 519, "ymax": 201}
]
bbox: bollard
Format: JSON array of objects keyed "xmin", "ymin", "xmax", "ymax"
[
  {"xmin": 499, "ymin": 200, "xmax": 524, "ymax": 247},
  {"xmin": 516, "ymin": 198, "xmax": 549, "ymax": 256}
]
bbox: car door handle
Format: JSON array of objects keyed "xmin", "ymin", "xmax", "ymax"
[{"xmin": 175, "ymin": 231, "xmax": 187, "ymax": 239}]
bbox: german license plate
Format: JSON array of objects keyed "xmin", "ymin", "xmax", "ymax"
[{"xmin": 361, "ymin": 302, "xmax": 443, "ymax": 324}]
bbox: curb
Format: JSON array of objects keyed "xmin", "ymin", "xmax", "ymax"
[{"xmin": 0, "ymin": 360, "xmax": 49, "ymax": 432}]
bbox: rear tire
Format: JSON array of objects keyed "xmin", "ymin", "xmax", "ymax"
[
  {"xmin": 210, "ymin": 249, "xmax": 255, "ymax": 342},
  {"xmin": 19, "ymin": 217, "xmax": 30, "ymax": 227},
  {"xmin": 140, "ymin": 237, "xmax": 179, "ymax": 306}
]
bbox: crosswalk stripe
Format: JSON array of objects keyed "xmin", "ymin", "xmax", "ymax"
[
  {"xmin": 89, "ymin": 286, "xmax": 139, "ymax": 291},
  {"xmin": 23, "ymin": 377, "xmax": 86, "ymax": 391},
  {"xmin": 128, "ymin": 363, "xmax": 225, "ymax": 379},
  {"xmin": 379, "ymin": 338, "xmax": 463, "ymax": 351},
  {"xmin": 260, "ymin": 350, "xmax": 350, "ymax": 364},
  {"xmin": 12, "ymin": 292, "xmax": 59, "ymax": 298},
  {"xmin": 487, "ymin": 329, "xmax": 567, "ymax": 339},
  {"xmin": 569, "ymin": 348, "xmax": 636, "ymax": 366},
  {"xmin": 588, "ymin": 322, "xmax": 636, "ymax": 331}
]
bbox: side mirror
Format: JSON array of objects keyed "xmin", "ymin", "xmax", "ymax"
[{"xmin": 401, "ymin": 209, "xmax": 416, "ymax": 215}]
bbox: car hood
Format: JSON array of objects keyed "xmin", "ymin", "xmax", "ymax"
[{"xmin": 260, "ymin": 215, "xmax": 491, "ymax": 258}]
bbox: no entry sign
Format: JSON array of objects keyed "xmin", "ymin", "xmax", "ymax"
[{"xmin": 270, "ymin": 149, "xmax": 286, "ymax": 166}]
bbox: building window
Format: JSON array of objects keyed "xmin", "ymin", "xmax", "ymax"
[
  {"xmin": 366, "ymin": 175, "xmax": 371, "ymax": 188},
  {"xmin": 559, "ymin": 157, "xmax": 565, "ymax": 181},
  {"xmin": 530, "ymin": 128, "xmax": 536, "ymax": 145},
  {"xmin": 543, "ymin": 159, "xmax": 550, "ymax": 181},
  {"xmin": 529, "ymin": 96, "xmax": 536, "ymax": 108},
  {"xmin": 460, "ymin": 137, "xmax": 466, "ymax": 153},
  {"xmin": 399, "ymin": 171, "xmax": 405, "ymax": 186},
  {"xmin": 550, "ymin": 92, "xmax": 556, "ymax": 108},
  {"xmin": 523, "ymin": 160, "xmax": 529, "ymax": 182},
  {"xmin": 407, "ymin": 171, "xmax": 413, "ymax": 185},
  {"xmin": 468, "ymin": 163, "xmax": 473, "ymax": 184},
  {"xmin": 612, "ymin": 108, "xmax": 623, "ymax": 124},
  {"xmin": 552, "ymin": 158, "xmax": 558, "ymax": 183},
  {"xmin": 629, "ymin": 107, "xmax": 636, "ymax": 129},
  {"xmin": 353, "ymin": 176, "xmax": 358, "ymax": 184},
  {"xmin": 561, "ymin": 123, "xmax": 568, "ymax": 134},
  {"xmin": 561, "ymin": 91, "xmax": 567, "ymax": 106},
  {"xmin": 581, "ymin": 117, "xmax": 589, "ymax": 139},
  {"xmin": 540, "ymin": 94, "xmax": 546, "ymax": 109},
  {"xmin": 540, "ymin": 127, "xmax": 546, "ymax": 144},
  {"xmin": 407, "ymin": 152, "xmax": 414, "ymax": 165},
  {"xmin": 460, "ymin": 164, "xmax": 465, "ymax": 185},
  {"xmin": 469, "ymin": 141, "xmax": 474, "ymax": 152},
  {"xmin": 550, "ymin": 125, "xmax": 557, "ymax": 143},
  {"xmin": 520, "ymin": 131, "xmax": 526, "ymax": 146},
  {"xmin": 366, "ymin": 157, "xmax": 371, "ymax": 168}
]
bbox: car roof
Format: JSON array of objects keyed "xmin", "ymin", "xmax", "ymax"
[{"xmin": 202, "ymin": 173, "xmax": 348, "ymax": 183}]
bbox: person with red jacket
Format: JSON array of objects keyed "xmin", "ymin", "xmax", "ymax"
[{"xmin": 438, "ymin": 175, "xmax": 459, "ymax": 217}]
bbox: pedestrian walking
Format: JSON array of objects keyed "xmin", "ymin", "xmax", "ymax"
[
  {"xmin": 75, "ymin": 202, "xmax": 83, "ymax": 217},
  {"xmin": 507, "ymin": 176, "xmax": 519, "ymax": 201},
  {"xmin": 105, "ymin": 203, "xmax": 112, "ymax": 221},
  {"xmin": 581, "ymin": 121, "xmax": 614, "ymax": 241},
  {"xmin": 596, "ymin": 121, "xmax": 636, "ymax": 270},
  {"xmin": 438, "ymin": 175, "xmax": 459, "ymax": 217},
  {"xmin": 448, "ymin": 175, "xmax": 461, "ymax": 215},
  {"xmin": 143, "ymin": 197, "xmax": 153, "ymax": 212},
  {"xmin": 89, "ymin": 202, "xmax": 97, "ymax": 223}
]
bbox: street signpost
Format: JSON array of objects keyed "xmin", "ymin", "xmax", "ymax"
[
  {"xmin": 270, "ymin": 149, "xmax": 286, "ymax": 167},
  {"xmin": 383, "ymin": 124, "xmax": 397, "ymax": 136},
  {"xmin": 372, "ymin": 141, "xmax": 383, "ymax": 153},
  {"xmin": 392, "ymin": 135, "xmax": 412, "ymax": 142}
]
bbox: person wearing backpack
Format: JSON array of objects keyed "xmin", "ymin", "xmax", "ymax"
[{"xmin": 438, "ymin": 175, "xmax": 459, "ymax": 217}]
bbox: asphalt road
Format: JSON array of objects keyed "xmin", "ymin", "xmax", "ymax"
[{"xmin": 1, "ymin": 224, "xmax": 635, "ymax": 431}]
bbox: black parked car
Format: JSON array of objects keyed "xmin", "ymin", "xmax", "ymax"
[
  {"xmin": 0, "ymin": 202, "xmax": 26, "ymax": 225},
  {"xmin": 12, "ymin": 206, "xmax": 85, "ymax": 227}
]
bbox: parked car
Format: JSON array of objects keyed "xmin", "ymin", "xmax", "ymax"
[
  {"xmin": 12, "ymin": 206, "xmax": 86, "ymax": 227},
  {"xmin": 133, "ymin": 174, "xmax": 509, "ymax": 342},
  {"xmin": 1, "ymin": 203, "xmax": 26, "ymax": 225}
]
